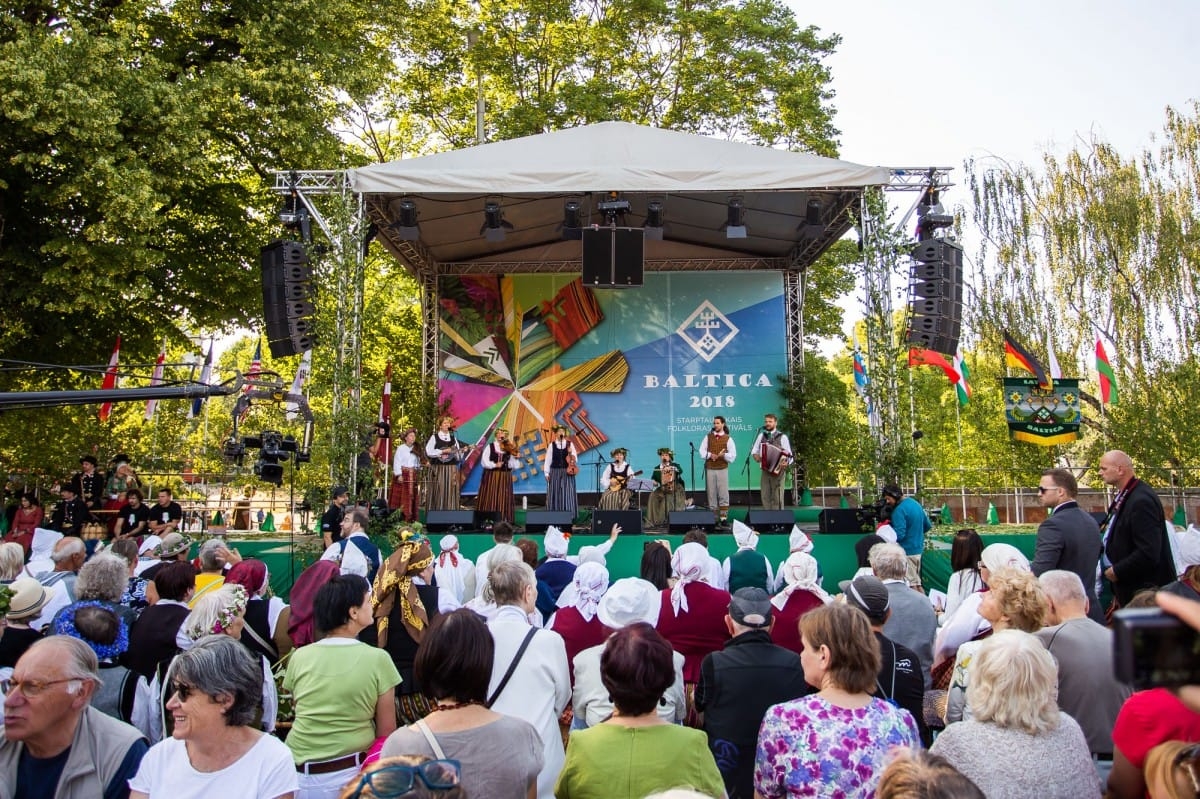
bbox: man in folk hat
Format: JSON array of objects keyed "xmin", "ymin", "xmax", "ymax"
[
  {"xmin": 722, "ymin": 520, "xmax": 774, "ymax": 594},
  {"xmin": 49, "ymin": 485, "xmax": 91, "ymax": 538},
  {"xmin": 71, "ymin": 456, "xmax": 105, "ymax": 515},
  {"xmin": 137, "ymin": 532, "xmax": 191, "ymax": 583}
]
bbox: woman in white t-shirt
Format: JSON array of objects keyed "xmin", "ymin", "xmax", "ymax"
[{"xmin": 129, "ymin": 635, "xmax": 297, "ymax": 799}]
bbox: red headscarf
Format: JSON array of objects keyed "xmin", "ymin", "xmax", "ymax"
[
  {"xmin": 226, "ymin": 559, "xmax": 269, "ymax": 597},
  {"xmin": 287, "ymin": 560, "xmax": 342, "ymax": 647}
]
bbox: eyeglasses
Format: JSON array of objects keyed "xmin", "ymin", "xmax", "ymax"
[
  {"xmin": 1037, "ymin": 486, "xmax": 1058, "ymax": 494},
  {"xmin": 347, "ymin": 759, "xmax": 462, "ymax": 798},
  {"xmin": 1174, "ymin": 744, "xmax": 1200, "ymax": 794},
  {"xmin": 168, "ymin": 681, "xmax": 196, "ymax": 701},
  {"xmin": 2, "ymin": 678, "xmax": 79, "ymax": 698}
]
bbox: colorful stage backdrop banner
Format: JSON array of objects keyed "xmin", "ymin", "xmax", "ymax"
[
  {"xmin": 1003, "ymin": 377, "xmax": 1081, "ymax": 446},
  {"xmin": 436, "ymin": 272, "xmax": 789, "ymax": 495}
]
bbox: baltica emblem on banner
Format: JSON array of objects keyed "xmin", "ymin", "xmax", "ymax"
[{"xmin": 677, "ymin": 300, "xmax": 739, "ymax": 362}]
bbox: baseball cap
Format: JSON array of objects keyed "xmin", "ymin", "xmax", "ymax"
[
  {"xmin": 728, "ymin": 587, "xmax": 772, "ymax": 628},
  {"xmin": 841, "ymin": 575, "xmax": 891, "ymax": 622}
]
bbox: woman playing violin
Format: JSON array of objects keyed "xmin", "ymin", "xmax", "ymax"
[
  {"xmin": 478, "ymin": 427, "xmax": 522, "ymax": 523},
  {"xmin": 543, "ymin": 424, "xmax": 579, "ymax": 518},
  {"xmin": 598, "ymin": 448, "xmax": 637, "ymax": 511}
]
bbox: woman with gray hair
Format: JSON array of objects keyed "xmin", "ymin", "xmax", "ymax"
[
  {"xmin": 931, "ymin": 629, "xmax": 1099, "ymax": 797},
  {"xmin": 129, "ymin": 635, "xmax": 298, "ymax": 799},
  {"xmin": 51, "ymin": 552, "xmax": 138, "ymax": 629}
]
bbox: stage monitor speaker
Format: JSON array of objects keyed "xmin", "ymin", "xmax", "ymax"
[
  {"xmin": 746, "ymin": 509, "xmax": 795, "ymax": 533},
  {"xmin": 262, "ymin": 239, "xmax": 317, "ymax": 358},
  {"xmin": 524, "ymin": 510, "xmax": 575, "ymax": 533},
  {"xmin": 473, "ymin": 509, "xmax": 503, "ymax": 529},
  {"xmin": 582, "ymin": 227, "xmax": 644, "ymax": 288},
  {"xmin": 669, "ymin": 509, "xmax": 716, "ymax": 534},
  {"xmin": 592, "ymin": 509, "xmax": 642, "ymax": 536},
  {"xmin": 424, "ymin": 510, "xmax": 477, "ymax": 533},
  {"xmin": 819, "ymin": 508, "xmax": 870, "ymax": 535}
]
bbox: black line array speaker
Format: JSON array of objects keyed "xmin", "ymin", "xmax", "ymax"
[
  {"xmin": 669, "ymin": 509, "xmax": 716, "ymax": 534},
  {"xmin": 592, "ymin": 509, "xmax": 643, "ymax": 536},
  {"xmin": 819, "ymin": 508, "xmax": 870, "ymax": 535},
  {"xmin": 262, "ymin": 239, "xmax": 317, "ymax": 358},
  {"xmin": 582, "ymin": 227, "xmax": 644, "ymax": 288},
  {"xmin": 424, "ymin": 510, "xmax": 477, "ymax": 532},
  {"xmin": 904, "ymin": 239, "xmax": 963, "ymax": 356},
  {"xmin": 524, "ymin": 510, "xmax": 575, "ymax": 533},
  {"xmin": 746, "ymin": 509, "xmax": 795, "ymax": 533}
]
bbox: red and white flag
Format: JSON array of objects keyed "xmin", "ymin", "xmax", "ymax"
[
  {"xmin": 98, "ymin": 337, "xmax": 121, "ymax": 422},
  {"xmin": 144, "ymin": 345, "xmax": 166, "ymax": 421},
  {"xmin": 375, "ymin": 362, "xmax": 392, "ymax": 466}
]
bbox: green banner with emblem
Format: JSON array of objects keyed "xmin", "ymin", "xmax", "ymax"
[{"xmin": 1004, "ymin": 377, "xmax": 1081, "ymax": 446}]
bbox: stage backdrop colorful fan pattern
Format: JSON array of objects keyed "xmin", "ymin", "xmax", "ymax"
[{"xmin": 436, "ymin": 272, "xmax": 788, "ymax": 496}]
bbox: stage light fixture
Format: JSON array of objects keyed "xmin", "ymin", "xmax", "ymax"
[
  {"xmin": 562, "ymin": 200, "xmax": 583, "ymax": 241},
  {"xmin": 644, "ymin": 201, "xmax": 664, "ymax": 241},
  {"xmin": 725, "ymin": 197, "xmax": 747, "ymax": 239},
  {"xmin": 480, "ymin": 200, "xmax": 513, "ymax": 242},
  {"xmin": 392, "ymin": 199, "xmax": 420, "ymax": 240},
  {"xmin": 278, "ymin": 191, "xmax": 311, "ymax": 242},
  {"xmin": 801, "ymin": 198, "xmax": 824, "ymax": 237}
]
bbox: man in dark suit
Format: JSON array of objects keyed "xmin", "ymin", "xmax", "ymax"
[
  {"xmin": 1031, "ymin": 468, "xmax": 1104, "ymax": 622},
  {"xmin": 1099, "ymin": 450, "xmax": 1177, "ymax": 607}
]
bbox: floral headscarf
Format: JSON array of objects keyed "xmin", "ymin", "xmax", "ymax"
[
  {"xmin": 669, "ymin": 542, "xmax": 710, "ymax": 616},
  {"xmin": 570, "ymin": 562, "xmax": 609, "ymax": 622},
  {"xmin": 772, "ymin": 552, "xmax": 832, "ymax": 610},
  {"xmin": 373, "ymin": 535, "xmax": 434, "ymax": 648}
]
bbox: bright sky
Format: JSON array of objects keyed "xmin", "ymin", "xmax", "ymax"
[{"xmin": 792, "ymin": 0, "xmax": 1200, "ymax": 349}]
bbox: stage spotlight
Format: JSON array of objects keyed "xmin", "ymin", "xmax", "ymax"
[
  {"xmin": 644, "ymin": 201, "xmax": 664, "ymax": 241},
  {"xmin": 278, "ymin": 191, "xmax": 311, "ymax": 242},
  {"xmin": 802, "ymin": 198, "xmax": 823, "ymax": 237},
  {"xmin": 480, "ymin": 201, "xmax": 513, "ymax": 242},
  {"xmin": 725, "ymin": 197, "xmax": 747, "ymax": 239},
  {"xmin": 562, "ymin": 200, "xmax": 583, "ymax": 241},
  {"xmin": 392, "ymin": 199, "xmax": 420, "ymax": 240}
]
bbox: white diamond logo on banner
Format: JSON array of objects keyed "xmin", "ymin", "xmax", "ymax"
[{"xmin": 677, "ymin": 300, "xmax": 739, "ymax": 363}]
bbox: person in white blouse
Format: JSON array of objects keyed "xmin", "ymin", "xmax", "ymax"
[
  {"xmin": 597, "ymin": 448, "xmax": 637, "ymax": 511},
  {"xmin": 751, "ymin": 413, "xmax": 791, "ymax": 510},
  {"xmin": 391, "ymin": 427, "xmax": 423, "ymax": 522}
]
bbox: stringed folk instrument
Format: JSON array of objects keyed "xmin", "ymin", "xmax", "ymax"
[
  {"xmin": 566, "ymin": 451, "xmax": 579, "ymax": 476},
  {"xmin": 608, "ymin": 470, "xmax": 644, "ymax": 492}
]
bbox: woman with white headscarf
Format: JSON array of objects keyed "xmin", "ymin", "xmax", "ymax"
[
  {"xmin": 654, "ymin": 542, "xmax": 731, "ymax": 726},
  {"xmin": 1161, "ymin": 524, "xmax": 1200, "ymax": 599},
  {"xmin": 768, "ymin": 551, "xmax": 831, "ymax": 657},
  {"xmin": 934, "ymin": 542, "xmax": 1030, "ymax": 668},
  {"xmin": 548, "ymin": 562, "xmax": 612, "ymax": 671},
  {"xmin": 534, "ymin": 526, "xmax": 576, "ymax": 602},
  {"xmin": 433, "ymin": 534, "xmax": 476, "ymax": 604}
]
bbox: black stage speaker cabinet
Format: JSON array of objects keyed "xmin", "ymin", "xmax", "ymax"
[
  {"xmin": 524, "ymin": 510, "xmax": 575, "ymax": 533},
  {"xmin": 261, "ymin": 239, "xmax": 316, "ymax": 358},
  {"xmin": 819, "ymin": 508, "xmax": 869, "ymax": 535},
  {"xmin": 904, "ymin": 238, "xmax": 963, "ymax": 356},
  {"xmin": 582, "ymin": 227, "xmax": 644, "ymax": 288},
  {"xmin": 592, "ymin": 509, "xmax": 643, "ymax": 536},
  {"xmin": 473, "ymin": 509, "xmax": 502, "ymax": 529},
  {"xmin": 746, "ymin": 509, "xmax": 795, "ymax": 533},
  {"xmin": 669, "ymin": 509, "xmax": 716, "ymax": 534},
  {"xmin": 424, "ymin": 510, "xmax": 477, "ymax": 533}
]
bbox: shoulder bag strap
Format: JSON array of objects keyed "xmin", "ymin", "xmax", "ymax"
[
  {"xmin": 413, "ymin": 718, "xmax": 448, "ymax": 760},
  {"xmin": 486, "ymin": 627, "xmax": 538, "ymax": 708},
  {"xmin": 242, "ymin": 619, "xmax": 279, "ymax": 661}
]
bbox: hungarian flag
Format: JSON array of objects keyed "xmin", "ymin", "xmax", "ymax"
[
  {"xmin": 953, "ymin": 348, "xmax": 972, "ymax": 406},
  {"xmin": 189, "ymin": 346, "xmax": 213, "ymax": 419},
  {"xmin": 98, "ymin": 337, "xmax": 121, "ymax": 422},
  {"xmin": 144, "ymin": 345, "xmax": 166, "ymax": 421},
  {"xmin": 1096, "ymin": 338, "xmax": 1118, "ymax": 404},
  {"xmin": 1003, "ymin": 331, "xmax": 1051, "ymax": 389},
  {"xmin": 375, "ymin": 362, "xmax": 392, "ymax": 466},
  {"xmin": 908, "ymin": 347, "xmax": 961, "ymax": 384}
]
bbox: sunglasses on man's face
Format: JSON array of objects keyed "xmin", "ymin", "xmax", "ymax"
[{"xmin": 349, "ymin": 759, "xmax": 462, "ymax": 798}]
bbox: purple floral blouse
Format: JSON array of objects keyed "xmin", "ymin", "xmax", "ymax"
[{"xmin": 754, "ymin": 694, "xmax": 920, "ymax": 798}]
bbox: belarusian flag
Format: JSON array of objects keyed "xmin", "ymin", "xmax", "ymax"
[
  {"xmin": 953, "ymin": 348, "xmax": 972, "ymax": 406},
  {"xmin": 1096, "ymin": 338, "xmax": 1118, "ymax": 404},
  {"xmin": 908, "ymin": 347, "xmax": 961, "ymax": 384}
]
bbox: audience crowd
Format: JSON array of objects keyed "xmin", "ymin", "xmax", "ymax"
[{"xmin": 4, "ymin": 457, "xmax": 1200, "ymax": 799}]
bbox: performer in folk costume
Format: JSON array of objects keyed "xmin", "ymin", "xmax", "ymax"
[
  {"xmin": 478, "ymin": 427, "xmax": 522, "ymax": 523},
  {"xmin": 751, "ymin": 413, "xmax": 792, "ymax": 510},
  {"xmin": 543, "ymin": 424, "xmax": 579, "ymax": 517},
  {"xmin": 646, "ymin": 448, "xmax": 687, "ymax": 529},
  {"xmin": 699, "ymin": 415, "xmax": 736, "ymax": 528},
  {"xmin": 425, "ymin": 416, "xmax": 472, "ymax": 511},
  {"xmin": 391, "ymin": 427, "xmax": 423, "ymax": 519},
  {"xmin": 597, "ymin": 447, "xmax": 636, "ymax": 511},
  {"xmin": 71, "ymin": 455, "xmax": 106, "ymax": 515}
]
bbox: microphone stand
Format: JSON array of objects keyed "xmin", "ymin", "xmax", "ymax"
[
  {"xmin": 741, "ymin": 451, "xmax": 753, "ymax": 520},
  {"xmin": 689, "ymin": 441, "xmax": 698, "ymax": 508},
  {"xmin": 590, "ymin": 455, "xmax": 608, "ymax": 501}
]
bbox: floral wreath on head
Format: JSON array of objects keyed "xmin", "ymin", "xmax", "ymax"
[
  {"xmin": 211, "ymin": 584, "xmax": 248, "ymax": 636},
  {"xmin": 53, "ymin": 601, "xmax": 130, "ymax": 661},
  {"xmin": 657, "ymin": 447, "xmax": 674, "ymax": 458}
]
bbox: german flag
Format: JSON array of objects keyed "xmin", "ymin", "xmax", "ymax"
[{"xmin": 1004, "ymin": 332, "xmax": 1051, "ymax": 389}]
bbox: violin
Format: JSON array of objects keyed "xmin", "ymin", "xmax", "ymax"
[
  {"xmin": 566, "ymin": 451, "xmax": 579, "ymax": 476},
  {"xmin": 500, "ymin": 436, "xmax": 521, "ymax": 458}
]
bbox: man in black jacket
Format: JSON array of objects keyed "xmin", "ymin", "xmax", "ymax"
[
  {"xmin": 49, "ymin": 484, "xmax": 91, "ymax": 537},
  {"xmin": 1099, "ymin": 450, "xmax": 1176, "ymax": 607},
  {"xmin": 696, "ymin": 588, "xmax": 809, "ymax": 799},
  {"xmin": 1031, "ymin": 468, "xmax": 1105, "ymax": 623},
  {"xmin": 320, "ymin": 485, "xmax": 350, "ymax": 548},
  {"xmin": 844, "ymin": 575, "xmax": 931, "ymax": 746}
]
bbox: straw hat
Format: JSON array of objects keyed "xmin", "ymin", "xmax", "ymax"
[{"xmin": 6, "ymin": 578, "xmax": 52, "ymax": 621}]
